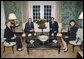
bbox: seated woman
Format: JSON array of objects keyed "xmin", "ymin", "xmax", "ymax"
[
  {"xmin": 4, "ymin": 20, "xmax": 23, "ymax": 51},
  {"xmin": 61, "ymin": 20, "xmax": 78, "ymax": 52},
  {"xmin": 49, "ymin": 17, "xmax": 59, "ymax": 43},
  {"xmin": 24, "ymin": 18, "xmax": 34, "ymax": 43}
]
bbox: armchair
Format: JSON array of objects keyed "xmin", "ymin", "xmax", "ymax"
[
  {"xmin": 1, "ymin": 29, "xmax": 16, "ymax": 53},
  {"xmin": 69, "ymin": 28, "xmax": 83, "ymax": 52},
  {"xmin": 21, "ymin": 22, "xmax": 37, "ymax": 41},
  {"xmin": 3, "ymin": 41, "xmax": 16, "ymax": 53},
  {"xmin": 51, "ymin": 22, "xmax": 62, "ymax": 37}
]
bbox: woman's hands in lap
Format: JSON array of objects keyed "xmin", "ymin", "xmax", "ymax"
[
  {"xmin": 11, "ymin": 37, "xmax": 16, "ymax": 39},
  {"xmin": 11, "ymin": 34, "xmax": 17, "ymax": 39},
  {"xmin": 64, "ymin": 36, "xmax": 69, "ymax": 38}
]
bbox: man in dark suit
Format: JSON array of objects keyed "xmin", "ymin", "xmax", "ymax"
[
  {"xmin": 49, "ymin": 17, "xmax": 59, "ymax": 42},
  {"xmin": 24, "ymin": 18, "xmax": 34, "ymax": 41}
]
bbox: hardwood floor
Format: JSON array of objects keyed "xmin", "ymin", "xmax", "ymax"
[{"xmin": 1, "ymin": 32, "xmax": 82, "ymax": 58}]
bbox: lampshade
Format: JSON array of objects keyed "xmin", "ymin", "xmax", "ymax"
[
  {"xmin": 78, "ymin": 12, "xmax": 83, "ymax": 19},
  {"xmin": 8, "ymin": 13, "xmax": 17, "ymax": 20}
]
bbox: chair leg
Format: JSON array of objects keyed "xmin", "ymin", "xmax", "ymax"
[
  {"xmin": 67, "ymin": 43, "xmax": 68, "ymax": 47},
  {"xmin": 12, "ymin": 46, "xmax": 14, "ymax": 54},
  {"xmin": 3, "ymin": 46, "xmax": 5, "ymax": 53},
  {"xmin": 80, "ymin": 45, "xmax": 82, "ymax": 51},
  {"xmin": 72, "ymin": 45, "xmax": 74, "ymax": 52},
  {"xmin": 22, "ymin": 37, "xmax": 24, "ymax": 42}
]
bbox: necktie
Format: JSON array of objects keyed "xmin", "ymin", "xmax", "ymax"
[{"xmin": 29, "ymin": 23, "xmax": 32, "ymax": 30}]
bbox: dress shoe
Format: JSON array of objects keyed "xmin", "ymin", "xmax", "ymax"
[{"xmin": 17, "ymin": 49, "xmax": 23, "ymax": 51}]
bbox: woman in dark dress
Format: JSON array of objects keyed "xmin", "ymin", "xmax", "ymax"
[
  {"xmin": 61, "ymin": 20, "xmax": 78, "ymax": 52},
  {"xmin": 4, "ymin": 20, "xmax": 23, "ymax": 51}
]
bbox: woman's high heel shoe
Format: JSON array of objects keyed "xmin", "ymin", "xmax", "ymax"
[
  {"xmin": 62, "ymin": 48, "xmax": 66, "ymax": 50},
  {"xmin": 64, "ymin": 49, "xmax": 68, "ymax": 52}
]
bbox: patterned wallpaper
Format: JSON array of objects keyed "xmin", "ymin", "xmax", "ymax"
[
  {"xmin": 3, "ymin": 1, "xmax": 83, "ymax": 27},
  {"xmin": 62, "ymin": 1, "xmax": 83, "ymax": 27},
  {"xmin": 75, "ymin": 1, "xmax": 83, "ymax": 27},
  {"xmin": 3, "ymin": 1, "xmax": 22, "ymax": 24}
]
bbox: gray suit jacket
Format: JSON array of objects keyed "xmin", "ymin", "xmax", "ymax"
[{"xmin": 24, "ymin": 22, "xmax": 34, "ymax": 33}]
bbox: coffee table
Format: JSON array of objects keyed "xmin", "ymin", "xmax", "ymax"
[{"xmin": 26, "ymin": 38, "xmax": 61, "ymax": 54}]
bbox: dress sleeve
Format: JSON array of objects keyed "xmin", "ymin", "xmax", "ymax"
[{"xmin": 4, "ymin": 28, "xmax": 13, "ymax": 40}]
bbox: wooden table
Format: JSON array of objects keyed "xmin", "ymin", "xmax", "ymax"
[{"xmin": 26, "ymin": 38, "xmax": 61, "ymax": 54}]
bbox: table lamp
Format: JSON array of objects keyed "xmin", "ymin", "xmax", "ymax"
[
  {"xmin": 78, "ymin": 12, "xmax": 83, "ymax": 27},
  {"xmin": 8, "ymin": 13, "xmax": 17, "ymax": 27},
  {"xmin": 8, "ymin": 13, "xmax": 17, "ymax": 32},
  {"xmin": 78, "ymin": 12, "xmax": 83, "ymax": 20}
]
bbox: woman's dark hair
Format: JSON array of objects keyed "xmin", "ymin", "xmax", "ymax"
[
  {"xmin": 5, "ymin": 20, "xmax": 10, "ymax": 26},
  {"xmin": 69, "ymin": 20, "xmax": 76, "ymax": 26}
]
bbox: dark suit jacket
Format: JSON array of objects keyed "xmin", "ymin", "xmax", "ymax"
[
  {"xmin": 24, "ymin": 22, "xmax": 34, "ymax": 33},
  {"xmin": 49, "ymin": 21, "xmax": 58, "ymax": 32},
  {"xmin": 4, "ymin": 26, "xmax": 14, "ymax": 42},
  {"xmin": 68, "ymin": 25, "xmax": 78, "ymax": 39}
]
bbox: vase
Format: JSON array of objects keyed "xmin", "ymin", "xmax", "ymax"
[{"xmin": 39, "ymin": 24, "xmax": 45, "ymax": 29}]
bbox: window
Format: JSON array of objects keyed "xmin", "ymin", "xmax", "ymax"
[
  {"xmin": 29, "ymin": 1, "xmax": 55, "ymax": 22},
  {"xmin": 33, "ymin": 5, "xmax": 51, "ymax": 22},
  {"xmin": 33, "ymin": 5, "xmax": 40, "ymax": 21},
  {"xmin": 44, "ymin": 5, "xmax": 51, "ymax": 21}
]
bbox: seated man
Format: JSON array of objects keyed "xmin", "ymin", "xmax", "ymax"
[
  {"xmin": 49, "ymin": 17, "xmax": 59, "ymax": 43},
  {"xmin": 24, "ymin": 18, "xmax": 34, "ymax": 43}
]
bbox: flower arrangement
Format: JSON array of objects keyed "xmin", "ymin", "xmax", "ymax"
[{"xmin": 36, "ymin": 19, "xmax": 46, "ymax": 25}]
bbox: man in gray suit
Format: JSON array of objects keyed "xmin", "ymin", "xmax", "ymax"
[{"xmin": 24, "ymin": 18, "xmax": 34, "ymax": 42}]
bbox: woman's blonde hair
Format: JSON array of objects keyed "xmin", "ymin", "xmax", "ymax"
[{"xmin": 5, "ymin": 20, "xmax": 10, "ymax": 26}]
